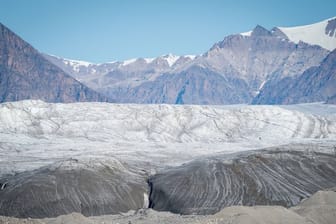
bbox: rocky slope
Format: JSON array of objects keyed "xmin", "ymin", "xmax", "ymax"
[
  {"xmin": 253, "ymin": 49, "xmax": 336, "ymax": 104},
  {"xmin": 100, "ymin": 25, "xmax": 326, "ymax": 104},
  {"xmin": 0, "ymin": 23, "xmax": 109, "ymax": 103},
  {"xmin": 110, "ymin": 65, "xmax": 251, "ymax": 104}
]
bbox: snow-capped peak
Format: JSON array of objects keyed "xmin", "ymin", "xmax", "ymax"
[
  {"xmin": 46, "ymin": 54, "xmax": 94, "ymax": 67},
  {"xmin": 62, "ymin": 58, "xmax": 93, "ymax": 67},
  {"xmin": 53, "ymin": 57, "xmax": 94, "ymax": 72},
  {"xmin": 161, "ymin": 53, "xmax": 180, "ymax": 67},
  {"xmin": 119, "ymin": 54, "xmax": 196, "ymax": 67},
  {"xmin": 277, "ymin": 16, "xmax": 336, "ymax": 51}
]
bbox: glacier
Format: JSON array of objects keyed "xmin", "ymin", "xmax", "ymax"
[{"xmin": 0, "ymin": 100, "xmax": 335, "ymax": 176}]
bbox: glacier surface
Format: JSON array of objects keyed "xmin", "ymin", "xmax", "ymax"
[{"xmin": 0, "ymin": 100, "xmax": 335, "ymax": 176}]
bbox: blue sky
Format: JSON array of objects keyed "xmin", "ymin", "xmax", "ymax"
[{"xmin": 0, "ymin": 0, "xmax": 335, "ymax": 63}]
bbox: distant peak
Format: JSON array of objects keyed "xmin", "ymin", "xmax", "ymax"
[
  {"xmin": 162, "ymin": 53, "xmax": 178, "ymax": 59},
  {"xmin": 160, "ymin": 54, "xmax": 180, "ymax": 66},
  {"xmin": 251, "ymin": 25, "xmax": 272, "ymax": 36},
  {"xmin": 271, "ymin": 27, "xmax": 289, "ymax": 39}
]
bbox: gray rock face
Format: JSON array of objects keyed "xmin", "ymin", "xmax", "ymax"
[
  {"xmin": 0, "ymin": 159, "xmax": 148, "ymax": 218},
  {"xmin": 325, "ymin": 18, "xmax": 336, "ymax": 37},
  {"xmin": 206, "ymin": 28, "xmax": 328, "ymax": 90},
  {"xmin": 149, "ymin": 149, "xmax": 336, "ymax": 215},
  {"xmin": 327, "ymin": 95, "xmax": 336, "ymax": 104},
  {"xmin": 253, "ymin": 49, "xmax": 336, "ymax": 104},
  {"xmin": 108, "ymin": 65, "xmax": 251, "ymax": 104},
  {"xmin": 0, "ymin": 23, "xmax": 109, "ymax": 103}
]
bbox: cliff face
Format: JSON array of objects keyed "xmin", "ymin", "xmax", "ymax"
[
  {"xmin": 0, "ymin": 23, "xmax": 109, "ymax": 103},
  {"xmin": 106, "ymin": 65, "xmax": 252, "ymax": 104}
]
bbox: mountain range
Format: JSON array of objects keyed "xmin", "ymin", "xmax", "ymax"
[{"xmin": 1, "ymin": 17, "xmax": 336, "ymax": 104}]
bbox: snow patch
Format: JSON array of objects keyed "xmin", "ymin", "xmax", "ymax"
[
  {"xmin": 162, "ymin": 54, "xmax": 180, "ymax": 66},
  {"xmin": 58, "ymin": 58, "xmax": 93, "ymax": 72},
  {"xmin": 240, "ymin": 31, "xmax": 252, "ymax": 36},
  {"xmin": 278, "ymin": 17, "xmax": 336, "ymax": 51},
  {"xmin": 144, "ymin": 57, "xmax": 155, "ymax": 63},
  {"xmin": 184, "ymin": 55, "xmax": 196, "ymax": 60},
  {"xmin": 64, "ymin": 58, "xmax": 92, "ymax": 67},
  {"xmin": 106, "ymin": 60, "xmax": 117, "ymax": 64},
  {"xmin": 258, "ymin": 80, "xmax": 266, "ymax": 90},
  {"xmin": 143, "ymin": 193, "xmax": 149, "ymax": 208},
  {"xmin": 255, "ymin": 80, "xmax": 267, "ymax": 95},
  {"xmin": 122, "ymin": 58, "xmax": 137, "ymax": 66}
]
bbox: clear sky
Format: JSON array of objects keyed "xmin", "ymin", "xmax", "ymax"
[{"xmin": 0, "ymin": 0, "xmax": 335, "ymax": 63}]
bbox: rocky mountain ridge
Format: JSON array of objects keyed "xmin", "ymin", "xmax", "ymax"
[
  {"xmin": 0, "ymin": 23, "xmax": 110, "ymax": 103},
  {"xmin": 44, "ymin": 17, "xmax": 336, "ymax": 104}
]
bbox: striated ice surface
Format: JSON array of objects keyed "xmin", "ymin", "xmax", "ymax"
[{"xmin": 0, "ymin": 100, "xmax": 335, "ymax": 176}]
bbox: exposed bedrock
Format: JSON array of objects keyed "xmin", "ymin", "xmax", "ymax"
[
  {"xmin": 149, "ymin": 149, "xmax": 336, "ymax": 215},
  {"xmin": 0, "ymin": 158, "xmax": 148, "ymax": 218}
]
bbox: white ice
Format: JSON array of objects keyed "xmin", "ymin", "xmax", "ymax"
[
  {"xmin": 278, "ymin": 17, "xmax": 336, "ymax": 51},
  {"xmin": 0, "ymin": 100, "xmax": 335, "ymax": 176}
]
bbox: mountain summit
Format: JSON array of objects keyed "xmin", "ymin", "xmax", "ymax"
[
  {"xmin": 240, "ymin": 17, "xmax": 336, "ymax": 51},
  {"xmin": 0, "ymin": 23, "xmax": 109, "ymax": 103}
]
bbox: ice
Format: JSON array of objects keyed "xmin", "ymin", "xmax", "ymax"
[
  {"xmin": 278, "ymin": 17, "xmax": 336, "ymax": 51},
  {"xmin": 0, "ymin": 100, "xmax": 335, "ymax": 176}
]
